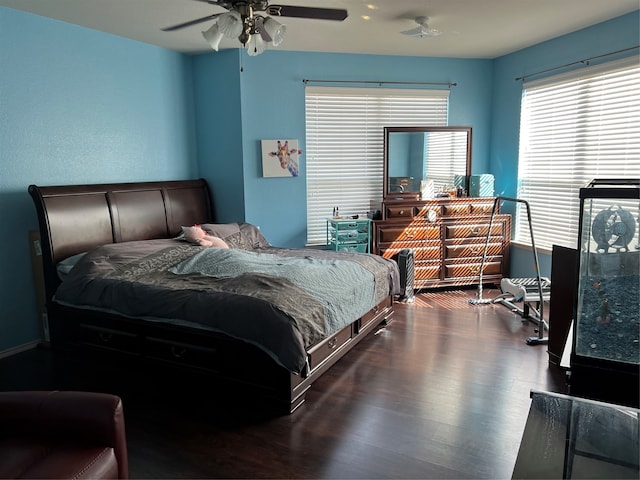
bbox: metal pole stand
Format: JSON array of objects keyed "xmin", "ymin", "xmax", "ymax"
[{"xmin": 468, "ymin": 196, "xmax": 548, "ymax": 345}]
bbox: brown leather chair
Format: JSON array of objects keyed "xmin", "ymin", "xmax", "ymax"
[{"xmin": 0, "ymin": 390, "xmax": 128, "ymax": 479}]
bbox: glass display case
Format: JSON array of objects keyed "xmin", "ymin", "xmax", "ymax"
[{"xmin": 571, "ymin": 179, "xmax": 639, "ymax": 406}]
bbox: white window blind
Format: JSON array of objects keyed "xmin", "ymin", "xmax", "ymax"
[
  {"xmin": 305, "ymin": 87, "xmax": 449, "ymax": 245},
  {"xmin": 516, "ymin": 57, "xmax": 640, "ymax": 251}
]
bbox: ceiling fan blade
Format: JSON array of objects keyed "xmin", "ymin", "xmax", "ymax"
[
  {"xmin": 191, "ymin": 0, "xmax": 227, "ymax": 5},
  {"xmin": 401, "ymin": 26, "xmax": 442, "ymax": 37},
  {"xmin": 254, "ymin": 16, "xmax": 273, "ymax": 43},
  {"xmin": 266, "ymin": 5, "xmax": 348, "ymax": 21},
  {"xmin": 400, "ymin": 26, "xmax": 424, "ymax": 37},
  {"xmin": 162, "ymin": 14, "xmax": 221, "ymax": 31}
]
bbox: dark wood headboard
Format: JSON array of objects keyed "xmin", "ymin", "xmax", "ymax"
[{"xmin": 29, "ymin": 179, "xmax": 214, "ymax": 305}]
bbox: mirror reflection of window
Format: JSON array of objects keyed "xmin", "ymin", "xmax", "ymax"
[
  {"xmin": 425, "ymin": 131, "xmax": 469, "ymax": 191},
  {"xmin": 384, "ymin": 127, "xmax": 471, "ymax": 198}
]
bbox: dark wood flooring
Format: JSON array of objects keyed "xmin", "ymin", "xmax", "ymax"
[{"xmin": 0, "ymin": 288, "xmax": 569, "ymax": 479}]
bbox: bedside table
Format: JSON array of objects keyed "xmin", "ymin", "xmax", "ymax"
[{"xmin": 326, "ymin": 218, "xmax": 371, "ymax": 253}]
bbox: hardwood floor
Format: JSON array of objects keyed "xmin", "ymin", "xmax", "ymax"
[{"xmin": 0, "ymin": 288, "xmax": 568, "ymax": 479}]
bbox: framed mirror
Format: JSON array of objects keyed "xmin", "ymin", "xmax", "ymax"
[{"xmin": 383, "ymin": 126, "xmax": 472, "ymax": 199}]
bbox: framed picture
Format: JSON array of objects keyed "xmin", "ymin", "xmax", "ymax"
[{"xmin": 261, "ymin": 139, "xmax": 302, "ymax": 177}]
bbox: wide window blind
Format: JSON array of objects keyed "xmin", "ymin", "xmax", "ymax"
[
  {"xmin": 516, "ymin": 56, "xmax": 640, "ymax": 251},
  {"xmin": 305, "ymin": 87, "xmax": 449, "ymax": 245}
]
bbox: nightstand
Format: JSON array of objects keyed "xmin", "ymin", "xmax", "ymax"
[{"xmin": 326, "ymin": 218, "xmax": 371, "ymax": 253}]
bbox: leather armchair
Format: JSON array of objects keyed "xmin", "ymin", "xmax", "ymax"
[{"xmin": 0, "ymin": 390, "xmax": 128, "ymax": 479}]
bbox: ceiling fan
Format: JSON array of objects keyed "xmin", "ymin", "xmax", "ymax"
[
  {"xmin": 400, "ymin": 16, "xmax": 442, "ymax": 38},
  {"xmin": 163, "ymin": 0, "xmax": 348, "ymax": 56}
]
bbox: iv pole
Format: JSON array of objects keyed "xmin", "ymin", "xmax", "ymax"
[{"xmin": 468, "ymin": 196, "xmax": 548, "ymax": 345}]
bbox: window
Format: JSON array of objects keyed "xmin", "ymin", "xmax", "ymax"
[
  {"xmin": 305, "ymin": 87, "xmax": 449, "ymax": 245},
  {"xmin": 516, "ymin": 57, "xmax": 640, "ymax": 251}
]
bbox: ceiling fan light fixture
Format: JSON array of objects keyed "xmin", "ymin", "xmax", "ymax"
[
  {"xmin": 246, "ymin": 33, "xmax": 267, "ymax": 56},
  {"xmin": 263, "ymin": 17, "xmax": 286, "ymax": 47},
  {"xmin": 202, "ymin": 23, "xmax": 224, "ymax": 51},
  {"xmin": 217, "ymin": 10, "xmax": 243, "ymax": 38}
]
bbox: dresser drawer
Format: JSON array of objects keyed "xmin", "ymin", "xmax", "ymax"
[
  {"xmin": 307, "ymin": 326, "xmax": 352, "ymax": 370},
  {"xmin": 443, "ymin": 203, "xmax": 471, "ymax": 216},
  {"xmin": 336, "ymin": 243, "xmax": 368, "ymax": 253},
  {"xmin": 378, "ymin": 224, "xmax": 440, "ymax": 243},
  {"xmin": 379, "ymin": 244, "xmax": 441, "ymax": 261},
  {"xmin": 416, "ymin": 265, "xmax": 441, "ymax": 280},
  {"xmin": 331, "ymin": 230, "xmax": 368, "ymax": 242},
  {"xmin": 385, "ymin": 206, "xmax": 415, "ymax": 218},
  {"xmin": 470, "ymin": 202, "xmax": 495, "ymax": 214},
  {"xmin": 330, "ymin": 219, "xmax": 370, "ymax": 231},
  {"xmin": 445, "ymin": 242, "xmax": 503, "ymax": 259},
  {"xmin": 415, "ymin": 205, "xmax": 443, "ymax": 218},
  {"xmin": 445, "ymin": 260, "xmax": 502, "ymax": 278},
  {"xmin": 445, "ymin": 223, "xmax": 504, "ymax": 240}
]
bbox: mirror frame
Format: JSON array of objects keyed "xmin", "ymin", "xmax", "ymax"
[{"xmin": 383, "ymin": 126, "xmax": 472, "ymax": 199}]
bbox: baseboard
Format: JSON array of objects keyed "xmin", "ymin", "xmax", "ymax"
[{"xmin": 0, "ymin": 340, "xmax": 40, "ymax": 360}]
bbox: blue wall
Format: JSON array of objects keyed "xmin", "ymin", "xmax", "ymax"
[
  {"xmin": 211, "ymin": 52, "xmax": 493, "ymax": 246},
  {"xmin": 0, "ymin": 7, "xmax": 198, "ymax": 352},
  {"xmin": 192, "ymin": 50, "xmax": 246, "ymax": 223},
  {"xmin": 1, "ymin": 5, "xmax": 637, "ymax": 352}
]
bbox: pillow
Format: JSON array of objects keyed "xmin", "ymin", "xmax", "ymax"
[
  {"xmin": 56, "ymin": 252, "xmax": 87, "ymax": 280},
  {"xmin": 181, "ymin": 225, "xmax": 230, "ymax": 248},
  {"xmin": 238, "ymin": 222, "xmax": 270, "ymax": 248},
  {"xmin": 200, "ymin": 222, "xmax": 270, "ymax": 250}
]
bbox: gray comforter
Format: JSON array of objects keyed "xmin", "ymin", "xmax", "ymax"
[{"xmin": 54, "ymin": 239, "xmax": 400, "ymax": 374}]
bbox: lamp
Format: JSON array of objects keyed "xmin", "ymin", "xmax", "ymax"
[
  {"xmin": 202, "ymin": 23, "xmax": 224, "ymax": 51},
  {"xmin": 200, "ymin": 5, "xmax": 285, "ymax": 56},
  {"xmin": 246, "ymin": 34, "xmax": 266, "ymax": 56},
  {"xmin": 217, "ymin": 10, "xmax": 243, "ymax": 37},
  {"xmin": 263, "ymin": 17, "xmax": 286, "ymax": 47}
]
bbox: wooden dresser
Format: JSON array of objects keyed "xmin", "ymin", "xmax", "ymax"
[{"xmin": 373, "ymin": 197, "xmax": 511, "ymax": 289}]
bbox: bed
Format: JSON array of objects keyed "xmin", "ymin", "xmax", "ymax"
[{"xmin": 29, "ymin": 179, "xmax": 400, "ymax": 413}]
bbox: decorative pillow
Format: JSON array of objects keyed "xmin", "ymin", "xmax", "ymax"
[
  {"xmin": 181, "ymin": 225, "xmax": 229, "ymax": 248},
  {"xmin": 238, "ymin": 222, "xmax": 270, "ymax": 248},
  {"xmin": 200, "ymin": 222, "xmax": 270, "ymax": 250},
  {"xmin": 56, "ymin": 252, "xmax": 87, "ymax": 280}
]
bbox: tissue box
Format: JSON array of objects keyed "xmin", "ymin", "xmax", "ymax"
[{"xmin": 469, "ymin": 174, "xmax": 494, "ymax": 197}]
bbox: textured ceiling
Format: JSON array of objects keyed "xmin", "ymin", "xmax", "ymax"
[{"xmin": 1, "ymin": 0, "xmax": 638, "ymax": 58}]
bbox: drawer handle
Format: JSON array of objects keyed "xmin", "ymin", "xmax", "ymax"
[
  {"xmin": 470, "ymin": 246, "xmax": 483, "ymax": 254},
  {"xmin": 399, "ymin": 210, "xmax": 405, "ymax": 215},
  {"xmin": 171, "ymin": 346, "xmax": 187, "ymax": 358},
  {"xmin": 328, "ymin": 337, "xmax": 338, "ymax": 350},
  {"xmin": 98, "ymin": 332, "xmax": 113, "ymax": 343},
  {"xmin": 470, "ymin": 227, "xmax": 481, "ymax": 236},
  {"xmin": 470, "ymin": 265, "xmax": 481, "ymax": 274},
  {"xmin": 404, "ymin": 232, "xmax": 415, "ymax": 239}
]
